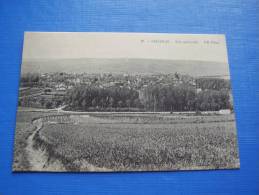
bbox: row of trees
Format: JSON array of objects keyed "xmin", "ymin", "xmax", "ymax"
[
  {"xmin": 141, "ymin": 84, "xmax": 231, "ymax": 112},
  {"xmin": 19, "ymin": 96, "xmax": 63, "ymax": 109},
  {"xmin": 65, "ymin": 85, "xmax": 143, "ymax": 111},
  {"xmin": 65, "ymin": 83, "xmax": 231, "ymax": 112}
]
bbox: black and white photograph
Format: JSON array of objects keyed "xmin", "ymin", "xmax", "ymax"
[{"xmin": 13, "ymin": 32, "xmax": 240, "ymax": 172}]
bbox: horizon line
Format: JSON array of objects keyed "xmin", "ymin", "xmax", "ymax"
[{"xmin": 22, "ymin": 57, "xmax": 228, "ymax": 64}]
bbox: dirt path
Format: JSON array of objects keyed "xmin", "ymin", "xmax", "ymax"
[
  {"xmin": 25, "ymin": 119, "xmax": 66, "ymax": 171},
  {"xmin": 25, "ymin": 116, "xmax": 112, "ymax": 172}
]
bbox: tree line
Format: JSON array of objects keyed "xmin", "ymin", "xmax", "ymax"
[
  {"xmin": 65, "ymin": 82, "xmax": 231, "ymax": 112},
  {"xmin": 141, "ymin": 84, "xmax": 231, "ymax": 112},
  {"xmin": 65, "ymin": 85, "xmax": 143, "ymax": 111}
]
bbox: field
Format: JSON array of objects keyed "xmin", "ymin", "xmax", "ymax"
[{"xmin": 13, "ymin": 110, "xmax": 240, "ymax": 172}]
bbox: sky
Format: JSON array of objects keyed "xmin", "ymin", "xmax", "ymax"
[{"xmin": 22, "ymin": 32, "xmax": 229, "ymax": 64}]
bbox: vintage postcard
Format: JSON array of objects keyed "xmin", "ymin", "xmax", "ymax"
[{"xmin": 13, "ymin": 32, "xmax": 240, "ymax": 172}]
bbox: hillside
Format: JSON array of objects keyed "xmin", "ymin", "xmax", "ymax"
[{"xmin": 21, "ymin": 58, "xmax": 230, "ymax": 78}]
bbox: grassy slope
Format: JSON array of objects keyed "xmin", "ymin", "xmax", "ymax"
[
  {"xmin": 39, "ymin": 114, "xmax": 239, "ymax": 171},
  {"xmin": 12, "ymin": 111, "xmax": 60, "ymax": 171}
]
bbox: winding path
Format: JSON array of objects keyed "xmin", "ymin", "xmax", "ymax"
[
  {"xmin": 25, "ymin": 118, "xmax": 66, "ymax": 171},
  {"xmin": 25, "ymin": 114, "xmax": 111, "ymax": 172}
]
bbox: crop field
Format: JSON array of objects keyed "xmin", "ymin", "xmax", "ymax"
[{"xmin": 33, "ymin": 113, "xmax": 240, "ymax": 171}]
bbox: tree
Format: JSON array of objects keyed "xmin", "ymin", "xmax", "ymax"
[
  {"xmin": 92, "ymin": 98, "xmax": 97, "ymax": 108},
  {"xmin": 133, "ymin": 98, "xmax": 142, "ymax": 108},
  {"xmin": 118, "ymin": 100, "xmax": 123, "ymax": 108},
  {"xmin": 108, "ymin": 97, "xmax": 114, "ymax": 108},
  {"xmin": 82, "ymin": 99, "xmax": 87, "ymax": 110},
  {"xmin": 45, "ymin": 101, "xmax": 53, "ymax": 109},
  {"xmin": 126, "ymin": 99, "xmax": 131, "ymax": 109},
  {"xmin": 40, "ymin": 97, "xmax": 45, "ymax": 107}
]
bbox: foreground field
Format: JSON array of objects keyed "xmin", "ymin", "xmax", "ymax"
[{"xmin": 27, "ymin": 112, "xmax": 239, "ymax": 171}]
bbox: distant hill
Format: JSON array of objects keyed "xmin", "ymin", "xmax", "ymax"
[{"xmin": 21, "ymin": 58, "xmax": 230, "ymax": 78}]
